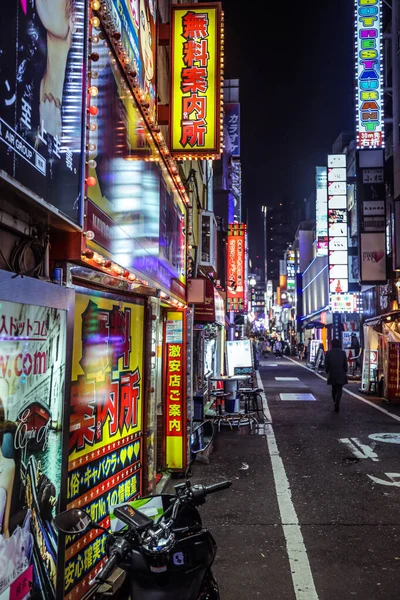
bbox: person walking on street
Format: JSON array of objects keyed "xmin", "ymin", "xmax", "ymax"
[
  {"xmin": 325, "ymin": 338, "xmax": 348, "ymax": 412},
  {"xmin": 350, "ymin": 333, "xmax": 361, "ymax": 374}
]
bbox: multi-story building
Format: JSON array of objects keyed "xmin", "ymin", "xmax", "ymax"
[{"xmin": 0, "ymin": 2, "xmax": 225, "ymax": 597}]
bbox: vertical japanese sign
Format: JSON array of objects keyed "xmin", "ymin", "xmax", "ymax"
[
  {"xmin": 66, "ymin": 293, "xmax": 144, "ymax": 599},
  {"xmin": 226, "ymin": 223, "xmax": 247, "ymax": 312},
  {"xmin": 286, "ymin": 250, "xmax": 296, "ymax": 291},
  {"xmin": 386, "ymin": 343, "xmax": 400, "ymax": 402},
  {"xmin": 0, "ymin": 0, "xmax": 85, "ymax": 224},
  {"xmin": 328, "ymin": 155, "xmax": 349, "ymax": 297},
  {"xmin": 316, "ymin": 166, "xmax": 328, "ymax": 256},
  {"xmin": 355, "ymin": 0, "xmax": 384, "ymax": 149},
  {"xmin": 165, "ymin": 312, "xmax": 186, "ymax": 471},
  {"xmin": 224, "ymin": 103, "xmax": 240, "ymax": 157},
  {"xmin": 170, "ymin": 3, "xmax": 223, "ymax": 159},
  {"xmin": 357, "ymin": 149, "xmax": 386, "ymax": 283},
  {"xmin": 0, "ymin": 301, "xmax": 67, "ymax": 599}
]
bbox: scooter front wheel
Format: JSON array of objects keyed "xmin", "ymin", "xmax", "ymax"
[{"xmin": 200, "ymin": 571, "xmax": 220, "ymax": 599}]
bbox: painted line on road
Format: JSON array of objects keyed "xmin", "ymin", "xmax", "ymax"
[
  {"xmin": 280, "ymin": 393, "xmax": 316, "ymax": 402},
  {"xmin": 285, "ymin": 357, "xmax": 400, "ymax": 424},
  {"xmin": 256, "ymin": 371, "xmax": 319, "ymax": 600}
]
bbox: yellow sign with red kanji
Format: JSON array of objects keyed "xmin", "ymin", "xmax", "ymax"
[
  {"xmin": 170, "ymin": 3, "xmax": 223, "ymax": 159},
  {"xmin": 65, "ymin": 293, "xmax": 144, "ymax": 598},
  {"xmin": 165, "ymin": 312, "xmax": 186, "ymax": 469}
]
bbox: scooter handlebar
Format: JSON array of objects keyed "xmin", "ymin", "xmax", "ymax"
[
  {"xmin": 93, "ymin": 552, "xmax": 120, "ymax": 584},
  {"xmin": 204, "ymin": 481, "xmax": 232, "ymax": 495}
]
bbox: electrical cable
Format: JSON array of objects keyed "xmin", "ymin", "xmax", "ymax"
[{"xmin": 9, "ymin": 236, "xmax": 48, "ymax": 278}]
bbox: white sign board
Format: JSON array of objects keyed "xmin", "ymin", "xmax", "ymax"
[{"xmin": 226, "ymin": 339, "xmax": 253, "ymax": 376}]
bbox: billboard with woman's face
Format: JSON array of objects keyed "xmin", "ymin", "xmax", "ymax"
[
  {"xmin": 0, "ymin": 300, "xmax": 67, "ymax": 599},
  {"xmin": 0, "ymin": 0, "xmax": 86, "ymax": 225}
]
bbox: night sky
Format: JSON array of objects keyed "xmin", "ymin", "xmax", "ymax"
[{"xmin": 221, "ymin": 0, "xmax": 355, "ymax": 263}]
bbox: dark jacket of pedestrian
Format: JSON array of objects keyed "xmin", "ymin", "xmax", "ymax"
[
  {"xmin": 325, "ymin": 344, "xmax": 348, "ymax": 385},
  {"xmin": 350, "ymin": 334, "xmax": 360, "ymax": 356}
]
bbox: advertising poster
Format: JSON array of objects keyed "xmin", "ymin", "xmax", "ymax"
[
  {"xmin": 66, "ymin": 292, "xmax": 144, "ymax": 599},
  {"xmin": 104, "ymin": 0, "xmax": 157, "ymax": 117},
  {"xmin": 0, "ymin": 0, "xmax": 85, "ymax": 224},
  {"xmin": 165, "ymin": 312, "xmax": 185, "ymax": 471},
  {"xmin": 170, "ymin": 3, "xmax": 222, "ymax": 158},
  {"xmin": 85, "ymin": 42, "xmax": 186, "ymax": 299},
  {"xmin": 357, "ymin": 151, "xmax": 386, "ymax": 284},
  {"xmin": 360, "ymin": 233, "xmax": 386, "ymax": 283},
  {"xmin": 0, "ymin": 301, "xmax": 67, "ymax": 599}
]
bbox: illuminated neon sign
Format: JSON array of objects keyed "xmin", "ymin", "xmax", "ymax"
[
  {"xmin": 170, "ymin": 4, "xmax": 223, "ymax": 159},
  {"xmin": 227, "ymin": 223, "xmax": 247, "ymax": 312},
  {"xmin": 355, "ymin": 0, "xmax": 384, "ymax": 149},
  {"xmin": 165, "ymin": 312, "xmax": 186, "ymax": 470},
  {"xmin": 316, "ymin": 166, "xmax": 328, "ymax": 256},
  {"xmin": 328, "ymin": 155, "xmax": 349, "ymax": 296}
]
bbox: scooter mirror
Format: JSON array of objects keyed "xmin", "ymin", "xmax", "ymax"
[
  {"xmin": 53, "ymin": 509, "xmax": 93, "ymax": 535},
  {"xmin": 190, "ymin": 420, "xmax": 214, "ymax": 454}
]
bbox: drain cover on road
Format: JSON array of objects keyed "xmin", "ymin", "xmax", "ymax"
[
  {"xmin": 275, "ymin": 377, "xmax": 299, "ymax": 381},
  {"xmin": 279, "ymin": 393, "xmax": 316, "ymax": 401}
]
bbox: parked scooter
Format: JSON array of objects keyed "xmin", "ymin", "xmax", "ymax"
[{"xmin": 54, "ymin": 421, "xmax": 231, "ymax": 599}]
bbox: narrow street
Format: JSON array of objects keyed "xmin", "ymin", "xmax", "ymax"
[{"xmin": 188, "ymin": 359, "xmax": 400, "ymax": 600}]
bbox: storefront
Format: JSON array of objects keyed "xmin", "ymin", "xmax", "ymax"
[
  {"xmin": 192, "ymin": 279, "xmax": 226, "ymax": 418},
  {"xmin": 46, "ymin": 2, "xmax": 190, "ymax": 596},
  {"xmin": 361, "ymin": 311, "xmax": 400, "ymax": 402}
]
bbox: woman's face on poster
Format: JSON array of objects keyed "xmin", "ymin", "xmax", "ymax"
[{"xmin": 36, "ymin": 0, "xmax": 72, "ymax": 39}]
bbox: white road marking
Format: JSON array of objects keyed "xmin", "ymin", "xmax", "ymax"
[
  {"xmin": 339, "ymin": 437, "xmax": 379, "ymax": 461},
  {"xmin": 280, "ymin": 393, "xmax": 316, "ymax": 401},
  {"xmin": 285, "ymin": 357, "xmax": 400, "ymax": 424},
  {"xmin": 367, "ymin": 473, "xmax": 400, "ymax": 487},
  {"xmin": 275, "ymin": 377, "xmax": 300, "ymax": 381},
  {"xmin": 369, "ymin": 433, "xmax": 400, "ymax": 444},
  {"xmin": 256, "ymin": 371, "xmax": 319, "ymax": 600}
]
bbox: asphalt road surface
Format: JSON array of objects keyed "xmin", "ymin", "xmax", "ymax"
[{"xmin": 185, "ymin": 357, "xmax": 400, "ymax": 600}]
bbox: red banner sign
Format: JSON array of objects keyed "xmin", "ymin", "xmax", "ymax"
[{"xmin": 226, "ymin": 223, "xmax": 247, "ymax": 312}]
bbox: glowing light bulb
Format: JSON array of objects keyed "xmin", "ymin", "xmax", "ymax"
[
  {"xmin": 89, "ymin": 86, "xmax": 98, "ymax": 97},
  {"xmin": 86, "ymin": 176, "xmax": 97, "ymax": 187}
]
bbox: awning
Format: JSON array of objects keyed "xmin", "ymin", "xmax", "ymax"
[
  {"xmin": 304, "ymin": 320, "xmax": 327, "ymax": 330},
  {"xmin": 364, "ymin": 310, "xmax": 400, "ymax": 329},
  {"xmin": 194, "ymin": 278, "xmax": 225, "ymax": 326}
]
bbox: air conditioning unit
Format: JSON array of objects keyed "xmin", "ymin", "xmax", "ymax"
[{"xmin": 198, "ymin": 211, "xmax": 217, "ymax": 273}]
